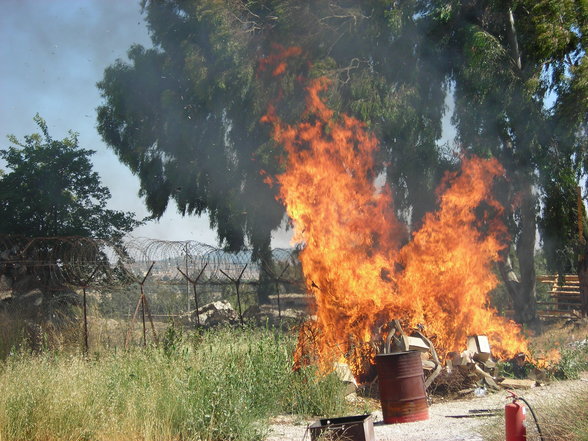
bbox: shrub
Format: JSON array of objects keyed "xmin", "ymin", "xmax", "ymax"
[{"xmin": 552, "ymin": 341, "xmax": 588, "ymax": 380}]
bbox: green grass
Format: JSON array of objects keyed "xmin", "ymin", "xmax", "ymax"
[{"xmin": 0, "ymin": 326, "xmax": 348, "ymax": 441}]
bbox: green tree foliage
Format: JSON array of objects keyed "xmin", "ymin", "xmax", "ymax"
[
  {"xmin": 97, "ymin": 0, "xmax": 587, "ymax": 320},
  {"xmin": 0, "ymin": 116, "xmax": 141, "ymax": 307},
  {"xmin": 0, "ymin": 115, "xmax": 141, "ymax": 241},
  {"xmin": 539, "ymin": 164, "xmax": 582, "ymax": 275},
  {"xmin": 97, "ymin": 0, "xmax": 451, "ymax": 303},
  {"xmin": 97, "ymin": 1, "xmax": 283, "ymax": 256},
  {"xmin": 96, "ymin": 0, "xmax": 448, "ymax": 252}
]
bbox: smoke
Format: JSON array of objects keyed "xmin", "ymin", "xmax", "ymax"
[
  {"xmin": 0, "ymin": 0, "xmax": 151, "ymax": 170},
  {"xmin": 0, "ymin": 1, "xmax": 216, "ymax": 242}
]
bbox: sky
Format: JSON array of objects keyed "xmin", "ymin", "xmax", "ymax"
[{"xmin": 0, "ymin": 0, "xmax": 293, "ymax": 248}]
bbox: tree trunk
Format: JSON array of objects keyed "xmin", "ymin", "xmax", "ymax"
[
  {"xmin": 257, "ymin": 259, "xmax": 274, "ymax": 304},
  {"xmin": 515, "ymin": 182, "xmax": 537, "ymax": 323},
  {"xmin": 506, "ymin": 8, "xmax": 522, "ymax": 70},
  {"xmin": 576, "ymin": 187, "xmax": 588, "ymax": 317},
  {"xmin": 498, "ymin": 253, "xmax": 536, "ymax": 323},
  {"xmin": 498, "ymin": 182, "xmax": 537, "ymax": 324},
  {"xmin": 253, "ymin": 237, "xmax": 274, "ymax": 305}
]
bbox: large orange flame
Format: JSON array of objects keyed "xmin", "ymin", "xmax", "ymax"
[{"xmin": 263, "ymin": 76, "xmax": 528, "ymax": 378}]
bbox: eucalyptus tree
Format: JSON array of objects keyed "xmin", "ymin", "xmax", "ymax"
[
  {"xmin": 97, "ymin": 0, "xmax": 587, "ymax": 319},
  {"xmin": 407, "ymin": 0, "xmax": 588, "ymax": 322},
  {"xmin": 96, "ymin": 0, "xmax": 448, "ymax": 302},
  {"xmin": 97, "ymin": 0, "xmax": 447, "ymax": 243}
]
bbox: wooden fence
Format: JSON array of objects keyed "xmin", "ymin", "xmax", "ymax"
[{"xmin": 537, "ymin": 274, "xmax": 583, "ymax": 319}]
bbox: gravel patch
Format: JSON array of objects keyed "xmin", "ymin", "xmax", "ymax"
[{"xmin": 266, "ymin": 377, "xmax": 588, "ymax": 441}]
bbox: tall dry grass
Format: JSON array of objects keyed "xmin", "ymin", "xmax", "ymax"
[
  {"xmin": 0, "ymin": 325, "xmax": 347, "ymax": 441},
  {"xmin": 481, "ymin": 388, "xmax": 588, "ymax": 441}
]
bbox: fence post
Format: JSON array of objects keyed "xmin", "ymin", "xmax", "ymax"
[
  {"xmin": 177, "ymin": 262, "xmax": 208, "ymax": 326},
  {"xmin": 220, "ymin": 264, "xmax": 248, "ymax": 326}
]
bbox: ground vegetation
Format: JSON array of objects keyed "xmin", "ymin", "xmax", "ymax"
[{"xmin": 0, "ymin": 326, "xmax": 347, "ymax": 441}]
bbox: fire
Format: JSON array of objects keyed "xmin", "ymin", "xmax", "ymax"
[
  {"xmin": 257, "ymin": 44, "xmax": 303, "ymax": 77},
  {"xmin": 534, "ymin": 348, "xmax": 561, "ymax": 370},
  {"xmin": 397, "ymin": 158, "xmax": 525, "ymax": 360},
  {"xmin": 262, "ymin": 69, "xmax": 528, "ymax": 378}
]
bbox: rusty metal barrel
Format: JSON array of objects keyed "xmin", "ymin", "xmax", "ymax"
[{"xmin": 376, "ymin": 351, "xmax": 429, "ymax": 424}]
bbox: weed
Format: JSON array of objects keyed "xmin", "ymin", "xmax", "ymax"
[
  {"xmin": 0, "ymin": 326, "xmax": 349, "ymax": 441},
  {"xmin": 481, "ymin": 388, "xmax": 588, "ymax": 441},
  {"xmin": 552, "ymin": 341, "xmax": 588, "ymax": 380}
]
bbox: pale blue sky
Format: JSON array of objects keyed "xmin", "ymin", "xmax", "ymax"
[{"xmin": 0, "ymin": 0, "xmax": 293, "ymax": 247}]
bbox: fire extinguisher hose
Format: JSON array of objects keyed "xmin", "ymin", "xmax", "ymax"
[{"xmin": 511, "ymin": 393, "xmax": 545, "ymax": 441}]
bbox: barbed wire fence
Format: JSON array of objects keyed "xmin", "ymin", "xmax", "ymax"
[{"xmin": 0, "ymin": 235, "xmax": 306, "ymax": 353}]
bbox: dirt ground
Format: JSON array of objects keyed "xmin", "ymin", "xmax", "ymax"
[{"xmin": 266, "ymin": 374, "xmax": 588, "ymax": 441}]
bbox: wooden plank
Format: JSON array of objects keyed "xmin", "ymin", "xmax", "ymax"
[
  {"xmin": 539, "ymin": 305, "xmax": 580, "ymax": 310},
  {"xmin": 500, "ymin": 379, "xmax": 536, "ymax": 389},
  {"xmin": 538, "ymin": 313, "xmax": 580, "ymax": 319},
  {"xmin": 538, "ymin": 309, "xmax": 581, "ymax": 315},
  {"xmin": 537, "ymin": 302, "xmax": 582, "ymax": 306},
  {"xmin": 548, "ymin": 290, "xmax": 581, "ymax": 295},
  {"xmin": 541, "ymin": 307, "xmax": 580, "ymax": 312},
  {"xmin": 549, "ymin": 300, "xmax": 581, "ymax": 305},
  {"xmin": 538, "ymin": 274, "xmax": 580, "ymax": 283},
  {"xmin": 547, "ymin": 294, "xmax": 581, "ymax": 297},
  {"xmin": 540, "ymin": 283, "xmax": 579, "ymax": 289}
]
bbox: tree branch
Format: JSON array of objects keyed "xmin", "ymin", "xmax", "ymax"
[
  {"xmin": 334, "ymin": 58, "xmax": 366, "ymax": 84},
  {"xmin": 506, "ymin": 8, "xmax": 522, "ymax": 71}
]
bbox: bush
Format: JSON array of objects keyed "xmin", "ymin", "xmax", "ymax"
[{"xmin": 552, "ymin": 341, "xmax": 588, "ymax": 380}]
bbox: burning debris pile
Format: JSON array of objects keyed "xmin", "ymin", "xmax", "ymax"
[
  {"xmin": 444, "ymin": 334, "xmax": 503, "ymax": 391},
  {"xmin": 262, "ymin": 58, "xmax": 530, "ymax": 382},
  {"xmin": 355, "ymin": 320, "xmax": 536, "ymax": 397}
]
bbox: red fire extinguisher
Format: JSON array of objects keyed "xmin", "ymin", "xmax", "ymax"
[
  {"xmin": 505, "ymin": 390, "xmax": 544, "ymax": 441},
  {"xmin": 505, "ymin": 393, "xmax": 526, "ymax": 441}
]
